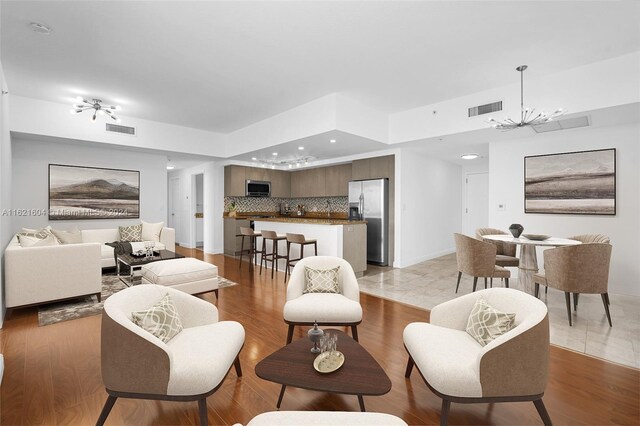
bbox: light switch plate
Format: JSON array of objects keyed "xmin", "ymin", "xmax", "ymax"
[{"xmin": 497, "ymin": 203, "xmax": 506, "ymax": 211}]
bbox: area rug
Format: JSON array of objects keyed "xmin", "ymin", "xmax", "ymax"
[{"xmin": 38, "ymin": 274, "xmax": 239, "ymax": 326}]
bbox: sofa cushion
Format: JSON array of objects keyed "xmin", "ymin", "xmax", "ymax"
[
  {"xmin": 51, "ymin": 227, "xmax": 82, "ymax": 244},
  {"xmin": 283, "ymin": 293, "xmax": 362, "ymax": 323},
  {"xmin": 141, "ymin": 258, "xmax": 218, "ymax": 286},
  {"xmin": 82, "ymin": 228, "xmax": 119, "ymax": 243},
  {"xmin": 18, "ymin": 234, "xmax": 59, "ymax": 248},
  {"xmin": 142, "ymin": 221, "xmax": 164, "ymax": 242},
  {"xmin": 119, "ymin": 224, "xmax": 142, "ymax": 242},
  {"xmin": 246, "ymin": 411, "xmax": 408, "ymax": 426}
]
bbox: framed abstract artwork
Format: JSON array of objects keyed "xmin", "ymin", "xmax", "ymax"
[
  {"xmin": 524, "ymin": 148, "xmax": 616, "ymax": 215},
  {"xmin": 49, "ymin": 164, "xmax": 140, "ymax": 220}
]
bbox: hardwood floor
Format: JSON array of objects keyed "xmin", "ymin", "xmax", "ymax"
[{"xmin": 1, "ymin": 247, "xmax": 638, "ymax": 425}]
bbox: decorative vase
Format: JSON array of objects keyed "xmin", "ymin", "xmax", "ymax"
[
  {"xmin": 308, "ymin": 321, "xmax": 324, "ymax": 353},
  {"xmin": 509, "ymin": 223, "xmax": 524, "ymax": 238}
]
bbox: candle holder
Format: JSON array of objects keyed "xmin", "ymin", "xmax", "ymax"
[{"xmin": 307, "ymin": 321, "xmax": 324, "ymax": 353}]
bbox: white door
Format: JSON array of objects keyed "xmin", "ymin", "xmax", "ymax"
[
  {"xmin": 169, "ymin": 177, "xmax": 181, "ymax": 239},
  {"xmin": 464, "ymin": 172, "xmax": 489, "ymax": 236}
]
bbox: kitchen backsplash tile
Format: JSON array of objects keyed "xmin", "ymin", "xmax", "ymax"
[{"xmin": 225, "ymin": 196, "xmax": 348, "ymax": 213}]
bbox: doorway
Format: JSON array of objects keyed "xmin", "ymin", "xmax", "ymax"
[
  {"xmin": 168, "ymin": 177, "xmax": 181, "ymax": 243},
  {"xmin": 194, "ymin": 173, "xmax": 204, "ymax": 249},
  {"xmin": 464, "ymin": 172, "xmax": 489, "ymax": 236}
]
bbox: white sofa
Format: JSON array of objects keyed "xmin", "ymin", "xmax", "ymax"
[{"xmin": 4, "ymin": 226, "xmax": 175, "ymax": 309}]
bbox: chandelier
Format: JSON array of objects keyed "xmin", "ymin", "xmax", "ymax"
[
  {"xmin": 488, "ymin": 65, "xmax": 564, "ymax": 130},
  {"xmin": 70, "ymin": 97, "xmax": 121, "ymax": 122}
]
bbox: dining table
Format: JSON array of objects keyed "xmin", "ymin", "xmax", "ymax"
[{"xmin": 482, "ymin": 234, "xmax": 581, "ymax": 295}]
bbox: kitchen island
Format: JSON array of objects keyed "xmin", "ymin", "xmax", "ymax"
[{"xmin": 224, "ymin": 215, "xmax": 367, "ymax": 276}]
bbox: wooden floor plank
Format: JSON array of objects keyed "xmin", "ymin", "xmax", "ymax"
[{"xmin": 0, "ymin": 248, "xmax": 638, "ymax": 425}]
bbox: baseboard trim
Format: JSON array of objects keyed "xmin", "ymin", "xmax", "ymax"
[{"xmin": 396, "ymin": 248, "xmax": 455, "ymax": 269}]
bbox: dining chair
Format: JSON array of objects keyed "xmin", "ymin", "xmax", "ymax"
[
  {"xmin": 475, "ymin": 228, "xmax": 519, "ymax": 267},
  {"xmin": 454, "ymin": 233, "xmax": 510, "ymax": 293},
  {"xmin": 533, "ymin": 243, "xmax": 613, "ymax": 326},
  {"xmin": 569, "ymin": 234, "xmax": 610, "ymax": 244}
]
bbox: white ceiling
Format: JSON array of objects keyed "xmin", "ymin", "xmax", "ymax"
[{"xmin": 2, "ymin": 1, "xmax": 639, "ymax": 136}]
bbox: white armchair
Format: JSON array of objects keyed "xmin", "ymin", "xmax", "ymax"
[
  {"xmin": 98, "ymin": 284, "xmax": 244, "ymax": 426},
  {"xmin": 283, "ymin": 256, "xmax": 362, "ymax": 344},
  {"xmin": 403, "ymin": 288, "xmax": 551, "ymax": 426}
]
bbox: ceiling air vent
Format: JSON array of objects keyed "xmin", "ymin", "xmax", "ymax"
[
  {"xmin": 469, "ymin": 101, "xmax": 502, "ymax": 117},
  {"xmin": 532, "ymin": 115, "xmax": 590, "ymax": 133},
  {"xmin": 105, "ymin": 123, "xmax": 136, "ymax": 136}
]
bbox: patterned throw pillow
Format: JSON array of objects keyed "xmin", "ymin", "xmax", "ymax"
[
  {"xmin": 119, "ymin": 224, "xmax": 142, "ymax": 242},
  {"xmin": 466, "ymin": 298, "xmax": 516, "ymax": 346},
  {"xmin": 131, "ymin": 294, "xmax": 183, "ymax": 343},
  {"xmin": 19, "ymin": 226, "xmax": 54, "ymax": 239},
  {"xmin": 18, "ymin": 233, "xmax": 59, "ymax": 248},
  {"xmin": 303, "ymin": 266, "xmax": 341, "ymax": 294}
]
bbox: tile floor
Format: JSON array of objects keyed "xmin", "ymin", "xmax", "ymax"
[{"xmin": 358, "ymin": 253, "xmax": 640, "ymax": 369}]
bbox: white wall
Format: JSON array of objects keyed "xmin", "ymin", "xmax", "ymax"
[
  {"xmin": 11, "ymin": 137, "xmax": 168, "ymax": 233},
  {"xmin": 396, "ymin": 148, "xmax": 462, "ymax": 267},
  {"xmin": 0, "ymin": 60, "xmax": 10, "ymax": 327},
  {"xmin": 489, "ymin": 123, "xmax": 640, "ymax": 296}
]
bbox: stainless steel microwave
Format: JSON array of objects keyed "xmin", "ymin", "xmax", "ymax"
[{"xmin": 245, "ymin": 180, "xmax": 271, "ymax": 197}]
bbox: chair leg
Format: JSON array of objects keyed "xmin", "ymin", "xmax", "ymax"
[
  {"xmin": 601, "ymin": 294, "xmax": 613, "ymax": 327},
  {"xmin": 198, "ymin": 398, "xmax": 208, "ymax": 426},
  {"xmin": 472, "ymin": 276, "xmax": 478, "ymax": 292},
  {"xmin": 286, "ymin": 324, "xmax": 295, "ymax": 344},
  {"xmin": 314, "ymin": 241, "xmax": 318, "ymax": 255},
  {"xmin": 484, "ymin": 277, "xmax": 487, "ymax": 289},
  {"xmin": 504, "ymin": 277, "xmax": 509, "ymax": 288},
  {"xmin": 259, "ymin": 238, "xmax": 266, "ymax": 274},
  {"xmin": 213, "ymin": 289, "xmax": 219, "ymax": 299},
  {"xmin": 564, "ymin": 292, "xmax": 572, "ymax": 326},
  {"xmin": 533, "ymin": 398, "xmax": 553, "ymax": 426},
  {"xmin": 440, "ymin": 399, "xmax": 451, "ymax": 426},
  {"xmin": 455, "ymin": 271, "xmax": 462, "ymax": 293},
  {"xmin": 96, "ymin": 395, "xmax": 117, "ymax": 426},
  {"xmin": 490, "ymin": 277, "xmax": 493, "ymax": 288},
  {"xmin": 535, "ymin": 283, "xmax": 539, "ymax": 298},
  {"xmin": 272, "ymin": 241, "xmax": 277, "ymax": 279},
  {"xmin": 351, "ymin": 325, "xmax": 359, "ymax": 342},
  {"xmin": 96, "ymin": 292, "xmax": 102, "ymax": 303},
  {"xmin": 545, "ymin": 286, "xmax": 548, "ymax": 294},
  {"xmin": 284, "ymin": 242, "xmax": 291, "ymax": 283},
  {"xmin": 573, "ymin": 293, "xmax": 579, "ymax": 311},
  {"xmin": 405, "ymin": 356, "xmax": 414, "ymax": 378},
  {"xmin": 234, "ymin": 355, "xmax": 243, "ymax": 377},
  {"xmin": 238, "ymin": 235, "xmax": 245, "ymax": 268}
]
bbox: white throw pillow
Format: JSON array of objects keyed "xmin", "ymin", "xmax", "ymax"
[
  {"xmin": 18, "ymin": 233, "xmax": 59, "ymax": 248},
  {"xmin": 51, "ymin": 227, "xmax": 82, "ymax": 244},
  {"xmin": 141, "ymin": 221, "xmax": 164, "ymax": 242}
]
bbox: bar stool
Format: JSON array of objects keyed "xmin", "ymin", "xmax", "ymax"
[
  {"xmin": 259, "ymin": 230, "xmax": 287, "ymax": 279},
  {"xmin": 239, "ymin": 227, "xmax": 261, "ymax": 271},
  {"xmin": 284, "ymin": 233, "xmax": 318, "ymax": 282}
]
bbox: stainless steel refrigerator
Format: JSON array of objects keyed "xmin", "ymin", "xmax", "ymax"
[{"xmin": 348, "ymin": 178, "xmax": 389, "ymax": 266}]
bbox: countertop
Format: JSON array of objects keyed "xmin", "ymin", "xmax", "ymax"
[{"xmin": 223, "ymin": 212, "xmax": 366, "ymax": 225}]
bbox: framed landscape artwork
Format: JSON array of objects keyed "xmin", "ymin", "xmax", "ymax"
[
  {"xmin": 524, "ymin": 148, "xmax": 616, "ymax": 215},
  {"xmin": 49, "ymin": 164, "xmax": 140, "ymax": 220}
]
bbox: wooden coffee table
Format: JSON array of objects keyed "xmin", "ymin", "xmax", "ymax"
[{"xmin": 255, "ymin": 329, "xmax": 391, "ymax": 411}]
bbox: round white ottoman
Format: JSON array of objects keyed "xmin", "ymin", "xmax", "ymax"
[{"xmin": 141, "ymin": 258, "xmax": 219, "ymax": 297}]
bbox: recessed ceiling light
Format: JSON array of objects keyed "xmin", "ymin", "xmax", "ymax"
[
  {"xmin": 330, "ymin": 139, "xmax": 336, "ymax": 143},
  {"xmin": 251, "ymin": 157, "xmax": 257, "ymax": 161},
  {"xmin": 460, "ymin": 153, "xmax": 481, "ymax": 160},
  {"xmin": 288, "ymin": 164, "xmax": 293, "ymax": 168},
  {"xmin": 166, "ymin": 166, "xmax": 175, "ymax": 170},
  {"xmin": 30, "ymin": 22, "xmax": 52, "ymax": 34},
  {"xmin": 272, "ymin": 152, "xmax": 278, "ymax": 156},
  {"xmin": 298, "ymin": 146, "xmax": 304, "ymax": 150}
]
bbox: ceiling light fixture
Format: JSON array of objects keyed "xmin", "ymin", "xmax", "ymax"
[
  {"xmin": 488, "ymin": 65, "xmax": 564, "ymax": 131},
  {"xmin": 70, "ymin": 97, "xmax": 121, "ymax": 122},
  {"xmin": 251, "ymin": 155, "xmax": 315, "ymax": 169},
  {"xmin": 329, "ymin": 139, "xmax": 336, "ymax": 143},
  {"xmin": 30, "ymin": 22, "xmax": 52, "ymax": 34},
  {"xmin": 298, "ymin": 146, "xmax": 304, "ymax": 150},
  {"xmin": 460, "ymin": 153, "xmax": 480, "ymax": 160},
  {"xmin": 272, "ymin": 152, "xmax": 278, "ymax": 156},
  {"xmin": 166, "ymin": 165, "xmax": 175, "ymax": 170}
]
